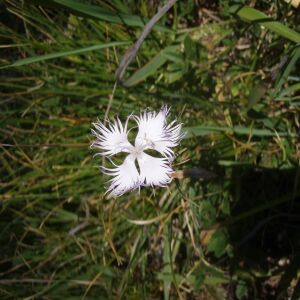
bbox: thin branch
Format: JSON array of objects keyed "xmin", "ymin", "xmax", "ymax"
[{"xmin": 115, "ymin": 0, "xmax": 177, "ymax": 85}]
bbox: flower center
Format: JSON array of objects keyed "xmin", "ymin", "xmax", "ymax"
[
  {"xmin": 131, "ymin": 144, "xmax": 144, "ymax": 158},
  {"xmin": 131, "ymin": 136, "xmax": 155, "ymax": 158}
]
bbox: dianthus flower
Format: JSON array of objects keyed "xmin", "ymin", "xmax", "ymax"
[{"xmin": 91, "ymin": 106, "xmax": 183, "ymax": 197}]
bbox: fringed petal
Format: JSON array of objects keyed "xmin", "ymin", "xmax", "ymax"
[
  {"xmin": 91, "ymin": 116, "xmax": 133, "ymax": 156},
  {"xmin": 102, "ymin": 154, "xmax": 141, "ymax": 198},
  {"xmin": 134, "ymin": 106, "xmax": 183, "ymax": 160},
  {"xmin": 137, "ymin": 152, "xmax": 172, "ymax": 187}
]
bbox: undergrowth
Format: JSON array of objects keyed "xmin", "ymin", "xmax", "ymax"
[{"xmin": 1, "ymin": 0, "xmax": 300, "ymax": 299}]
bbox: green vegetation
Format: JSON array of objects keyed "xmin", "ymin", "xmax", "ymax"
[{"xmin": 1, "ymin": 0, "xmax": 300, "ymax": 299}]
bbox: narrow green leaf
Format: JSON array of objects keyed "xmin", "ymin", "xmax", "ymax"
[
  {"xmin": 35, "ymin": 0, "xmax": 171, "ymax": 32},
  {"xmin": 277, "ymin": 82, "xmax": 300, "ymax": 99},
  {"xmin": 3, "ymin": 42, "xmax": 129, "ymax": 68},
  {"xmin": 157, "ymin": 273, "xmax": 185, "ymax": 283},
  {"xmin": 204, "ymin": 275, "xmax": 229, "ymax": 286},
  {"xmin": 124, "ymin": 46, "xmax": 179, "ymax": 87},
  {"xmin": 274, "ymin": 47, "xmax": 300, "ymax": 95},
  {"xmin": 235, "ymin": 281, "xmax": 249, "ymax": 300},
  {"xmin": 231, "ymin": 6, "xmax": 300, "ymax": 43},
  {"xmin": 185, "ymin": 125, "xmax": 297, "ymax": 138}
]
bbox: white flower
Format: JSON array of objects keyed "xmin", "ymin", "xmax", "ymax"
[{"xmin": 91, "ymin": 106, "xmax": 183, "ymax": 198}]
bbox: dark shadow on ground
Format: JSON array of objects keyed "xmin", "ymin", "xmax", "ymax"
[{"xmin": 228, "ymin": 165, "xmax": 300, "ymax": 299}]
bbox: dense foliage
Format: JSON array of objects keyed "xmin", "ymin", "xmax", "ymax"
[{"xmin": 1, "ymin": 0, "xmax": 300, "ymax": 299}]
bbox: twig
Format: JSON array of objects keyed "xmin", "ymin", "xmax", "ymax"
[{"xmin": 115, "ymin": 0, "xmax": 177, "ymax": 85}]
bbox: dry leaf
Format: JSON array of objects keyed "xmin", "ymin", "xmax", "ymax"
[{"xmin": 284, "ymin": 0, "xmax": 300, "ymax": 8}]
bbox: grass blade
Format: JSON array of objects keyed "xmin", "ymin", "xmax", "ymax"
[
  {"xmin": 124, "ymin": 46, "xmax": 178, "ymax": 86},
  {"xmin": 185, "ymin": 125, "xmax": 298, "ymax": 138},
  {"xmin": 2, "ymin": 42, "xmax": 129, "ymax": 68},
  {"xmin": 231, "ymin": 6, "xmax": 300, "ymax": 43},
  {"xmin": 35, "ymin": 0, "xmax": 172, "ymax": 32}
]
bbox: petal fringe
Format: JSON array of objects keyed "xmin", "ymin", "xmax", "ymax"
[
  {"xmin": 102, "ymin": 154, "xmax": 141, "ymax": 198},
  {"xmin": 91, "ymin": 116, "xmax": 133, "ymax": 156},
  {"xmin": 137, "ymin": 152, "xmax": 172, "ymax": 187},
  {"xmin": 134, "ymin": 106, "xmax": 184, "ymax": 160}
]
